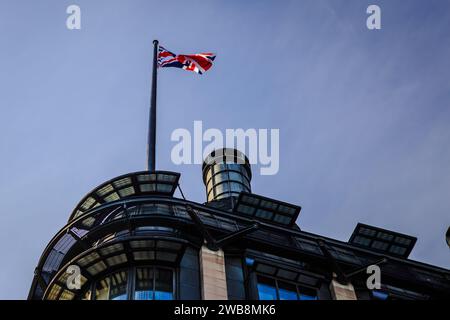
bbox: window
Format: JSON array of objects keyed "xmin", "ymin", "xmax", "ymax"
[
  {"xmin": 372, "ymin": 290, "xmax": 389, "ymax": 300},
  {"xmin": 278, "ymin": 281, "xmax": 297, "ymax": 300},
  {"xmin": 90, "ymin": 267, "xmax": 175, "ymax": 300},
  {"xmin": 257, "ymin": 277, "xmax": 277, "ymax": 300},
  {"xmin": 81, "ymin": 289, "xmax": 91, "ymax": 300},
  {"xmin": 369, "ymin": 285, "xmax": 429, "ymax": 300},
  {"xmin": 135, "ymin": 267, "xmax": 174, "ymax": 300},
  {"xmin": 94, "ymin": 270, "xmax": 128, "ymax": 300},
  {"xmin": 257, "ymin": 276, "xmax": 317, "ymax": 300}
]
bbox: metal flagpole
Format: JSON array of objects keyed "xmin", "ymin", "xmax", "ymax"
[{"xmin": 147, "ymin": 39, "xmax": 159, "ymax": 171}]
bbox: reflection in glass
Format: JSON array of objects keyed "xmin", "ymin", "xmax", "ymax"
[
  {"xmin": 135, "ymin": 267, "xmax": 174, "ymax": 300},
  {"xmin": 228, "ymin": 172, "xmax": 243, "ymax": 183},
  {"xmin": 155, "ymin": 268, "xmax": 174, "ymax": 300},
  {"xmin": 215, "ymin": 183, "xmax": 230, "ymax": 195},
  {"xmin": 230, "ymin": 182, "xmax": 244, "ymax": 193},
  {"xmin": 135, "ymin": 267, "xmax": 154, "ymax": 300},
  {"xmin": 256, "ymin": 275, "xmax": 318, "ymax": 301},
  {"xmin": 81, "ymin": 290, "xmax": 91, "ymax": 300},
  {"xmin": 257, "ymin": 276, "xmax": 277, "ymax": 300},
  {"xmin": 278, "ymin": 281, "xmax": 298, "ymax": 300},
  {"xmin": 299, "ymin": 293, "xmax": 317, "ymax": 300},
  {"xmin": 95, "ymin": 270, "xmax": 128, "ymax": 300}
]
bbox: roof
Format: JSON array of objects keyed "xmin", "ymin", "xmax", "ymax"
[{"xmin": 69, "ymin": 171, "xmax": 180, "ymax": 221}]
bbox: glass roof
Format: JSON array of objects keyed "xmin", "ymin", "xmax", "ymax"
[
  {"xmin": 44, "ymin": 237, "xmax": 187, "ymax": 300},
  {"xmin": 233, "ymin": 192, "xmax": 301, "ymax": 226},
  {"xmin": 348, "ymin": 223, "xmax": 417, "ymax": 258},
  {"xmin": 69, "ymin": 171, "xmax": 180, "ymax": 221}
]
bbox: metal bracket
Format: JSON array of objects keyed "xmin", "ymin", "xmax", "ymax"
[
  {"xmin": 34, "ymin": 268, "xmax": 48, "ymax": 291},
  {"xmin": 317, "ymin": 239, "xmax": 349, "ymax": 284},
  {"xmin": 186, "ymin": 205, "xmax": 259, "ymax": 251},
  {"xmin": 345, "ymin": 257, "xmax": 387, "ymax": 279},
  {"xmin": 215, "ymin": 223, "xmax": 259, "ymax": 248},
  {"xmin": 317, "ymin": 238, "xmax": 388, "ymax": 285},
  {"xmin": 67, "ymin": 227, "xmax": 90, "ymax": 250}
]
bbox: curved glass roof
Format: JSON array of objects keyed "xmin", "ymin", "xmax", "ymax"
[
  {"xmin": 44, "ymin": 237, "xmax": 189, "ymax": 300},
  {"xmin": 35, "ymin": 198, "xmax": 240, "ymax": 296},
  {"xmin": 69, "ymin": 171, "xmax": 180, "ymax": 221}
]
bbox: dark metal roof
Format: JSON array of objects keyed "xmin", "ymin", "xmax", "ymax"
[
  {"xmin": 29, "ymin": 188, "xmax": 450, "ymax": 300},
  {"xmin": 233, "ymin": 192, "xmax": 301, "ymax": 227},
  {"xmin": 348, "ymin": 223, "xmax": 417, "ymax": 258}
]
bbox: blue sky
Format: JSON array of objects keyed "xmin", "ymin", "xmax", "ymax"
[{"xmin": 0, "ymin": 0, "xmax": 449, "ymax": 299}]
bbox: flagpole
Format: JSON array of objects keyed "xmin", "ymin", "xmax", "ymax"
[{"xmin": 147, "ymin": 39, "xmax": 159, "ymax": 171}]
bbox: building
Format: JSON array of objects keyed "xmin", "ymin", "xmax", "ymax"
[{"xmin": 28, "ymin": 148, "xmax": 450, "ymax": 300}]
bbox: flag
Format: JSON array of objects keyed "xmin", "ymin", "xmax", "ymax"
[{"xmin": 157, "ymin": 46, "xmax": 216, "ymax": 75}]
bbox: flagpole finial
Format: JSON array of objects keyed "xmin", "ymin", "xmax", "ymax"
[{"xmin": 153, "ymin": 40, "xmax": 159, "ymax": 45}]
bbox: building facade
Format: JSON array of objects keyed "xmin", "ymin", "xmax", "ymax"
[{"xmin": 28, "ymin": 149, "xmax": 450, "ymax": 300}]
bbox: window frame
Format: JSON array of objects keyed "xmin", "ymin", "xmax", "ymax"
[
  {"xmin": 85, "ymin": 265, "xmax": 177, "ymax": 300},
  {"xmin": 256, "ymin": 274, "xmax": 318, "ymax": 301},
  {"xmin": 133, "ymin": 266, "xmax": 176, "ymax": 300}
]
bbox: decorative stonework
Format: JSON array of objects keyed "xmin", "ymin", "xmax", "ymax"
[{"xmin": 329, "ymin": 277, "xmax": 357, "ymax": 300}]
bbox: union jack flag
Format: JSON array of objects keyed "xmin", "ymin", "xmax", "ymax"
[{"xmin": 157, "ymin": 46, "xmax": 216, "ymax": 75}]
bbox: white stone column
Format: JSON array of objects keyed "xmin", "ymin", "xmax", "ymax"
[{"xmin": 199, "ymin": 246, "xmax": 228, "ymax": 300}]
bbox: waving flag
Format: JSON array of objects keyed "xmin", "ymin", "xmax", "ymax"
[{"xmin": 157, "ymin": 46, "xmax": 216, "ymax": 75}]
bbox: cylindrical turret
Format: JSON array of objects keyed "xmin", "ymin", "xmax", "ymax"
[{"xmin": 202, "ymin": 148, "xmax": 252, "ymax": 202}]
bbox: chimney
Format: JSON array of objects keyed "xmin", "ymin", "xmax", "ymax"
[{"xmin": 202, "ymin": 148, "xmax": 252, "ymax": 203}]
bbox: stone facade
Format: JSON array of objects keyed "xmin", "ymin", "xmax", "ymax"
[{"xmin": 199, "ymin": 246, "xmax": 228, "ymax": 300}]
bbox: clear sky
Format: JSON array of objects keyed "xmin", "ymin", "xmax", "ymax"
[{"xmin": 0, "ymin": 0, "xmax": 449, "ymax": 299}]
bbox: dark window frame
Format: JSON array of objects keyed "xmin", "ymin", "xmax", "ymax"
[
  {"xmin": 85, "ymin": 265, "xmax": 177, "ymax": 300},
  {"xmin": 256, "ymin": 274, "xmax": 318, "ymax": 300}
]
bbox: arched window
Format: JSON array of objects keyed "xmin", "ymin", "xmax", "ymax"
[
  {"xmin": 91, "ymin": 267, "xmax": 175, "ymax": 300},
  {"xmin": 94, "ymin": 270, "xmax": 128, "ymax": 300}
]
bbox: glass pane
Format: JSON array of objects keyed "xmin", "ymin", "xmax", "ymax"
[
  {"xmin": 278, "ymin": 281, "xmax": 298, "ymax": 300},
  {"xmin": 353, "ymin": 235, "xmax": 371, "ymax": 246},
  {"xmin": 135, "ymin": 267, "xmax": 154, "ymax": 300},
  {"xmin": 371, "ymin": 240, "xmax": 389, "ymax": 250},
  {"xmin": 141, "ymin": 204, "xmax": 158, "ymax": 215},
  {"xmin": 255, "ymin": 209, "xmax": 273, "ymax": 220},
  {"xmin": 377, "ymin": 232, "xmax": 394, "ymax": 241},
  {"xmin": 156, "ymin": 184, "xmax": 172, "ymax": 192},
  {"xmin": 237, "ymin": 204, "xmax": 254, "ymax": 215},
  {"xmin": 228, "ymin": 172, "xmax": 243, "ymax": 182},
  {"xmin": 359, "ymin": 227, "xmax": 377, "ymax": 237},
  {"xmin": 299, "ymin": 293, "xmax": 317, "ymax": 300},
  {"xmin": 372, "ymin": 290, "xmax": 389, "ymax": 300},
  {"xmin": 95, "ymin": 270, "xmax": 128, "ymax": 300},
  {"xmin": 213, "ymin": 172, "xmax": 227, "ymax": 184},
  {"xmin": 389, "ymin": 245, "xmax": 407, "ymax": 255},
  {"xmin": 230, "ymin": 182, "xmax": 244, "ymax": 193},
  {"xmin": 215, "ymin": 183, "xmax": 230, "ymax": 195},
  {"xmin": 155, "ymin": 268, "xmax": 174, "ymax": 300},
  {"xmin": 213, "ymin": 163, "xmax": 226, "ymax": 173},
  {"xmin": 257, "ymin": 276, "xmax": 277, "ymax": 300},
  {"xmin": 227, "ymin": 163, "xmax": 240, "ymax": 171},
  {"xmin": 140, "ymin": 183, "xmax": 156, "ymax": 192},
  {"xmin": 207, "ymin": 178, "xmax": 213, "ymax": 191},
  {"xmin": 299, "ymin": 287, "xmax": 317, "ymax": 300},
  {"xmin": 82, "ymin": 290, "xmax": 91, "ymax": 300},
  {"xmin": 394, "ymin": 236, "xmax": 411, "ymax": 246}
]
